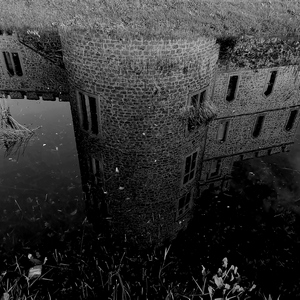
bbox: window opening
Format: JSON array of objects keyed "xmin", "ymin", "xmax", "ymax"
[
  {"xmin": 226, "ymin": 75, "xmax": 238, "ymax": 102},
  {"xmin": 285, "ymin": 109, "xmax": 298, "ymax": 131},
  {"xmin": 210, "ymin": 159, "xmax": 221, "ymax": 178},
  {"xmin": 188, "ymin": 88, "xmax": 207, "ymax": 132},
  {"xmin": 178, "ymin": 191, "xmax": 191, "ymax": 218},
  {"xmin": 183, "ymin": 151, "xmax": 198, "ymax": 185},
  {"xmin": 264, "ymin": 71, "xmax": 277, "ymax": 96},
  {"xmin": 12, "ymin": 52, "xmax": 23, "ymax": 76},
  {"xmin": 89, "ymin": 96, "xmax": 98, "ymax": 135},
  {"xmin": 77, "ymin": 91, "xmax": 100, "ymax": 135},
  {"xmin": 253, "ymin": 115, "xmax": 265, "ymax": 138},
  {"xmin": 90, "ymin": 156, "xmax": 103, "ymax": 185},
  {"xmin": 217, "ymin": 121, "xmax": 229, "ymax": 142},
  {"xmin": 79, "ymin": 92, "xmax": 89, "ymax": 131},
  {"xmin": 3, "ymin": 52, "xmax": 14, "ymax": 76}
]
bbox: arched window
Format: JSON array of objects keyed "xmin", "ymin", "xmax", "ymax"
[{"xmin": 285, "ymin": 109, "xmax": 298, "ymax": 131}]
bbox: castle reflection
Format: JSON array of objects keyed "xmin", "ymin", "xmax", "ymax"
[{"xmin": 1, "ymin": 29, "xmax": 300, "ymax": 247}]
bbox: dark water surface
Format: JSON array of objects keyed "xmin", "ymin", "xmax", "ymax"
[
  {"xmin": 0, "ymin": 99, "xmax": 83, "ymax": 247},
  {"xmin": 1, "ymin": 96, "xmax": 300, "ymax": 298}
]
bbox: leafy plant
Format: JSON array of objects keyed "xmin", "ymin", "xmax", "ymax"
[
  {"xmin": 180, "ymin": 101, "xmax": 217, "ymax": 131},
  {"xmin": 190, "ymin": 257, "xmax": 256, "ymax": 300}
]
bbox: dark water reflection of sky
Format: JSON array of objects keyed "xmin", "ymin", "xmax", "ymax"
[{"xmin": 0, "ymin": 99, "xmax": 82, "ymax": 208}]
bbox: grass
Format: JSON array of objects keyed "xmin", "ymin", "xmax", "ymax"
[
  {"xmin": 0, "ymin": 0, "xmax": 300, "ymax": 40},
  {"xmin": 0, "ymin": 221, "xmax": 258, "ymax": 300}
]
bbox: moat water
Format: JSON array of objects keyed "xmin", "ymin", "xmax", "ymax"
[
  {"xmin": 1, "ymin": 30, "xmax": 300, "ymax": 298},
  {"xmin": 0, "ymin": 99, "xmax": 83, "ymax": 245},
  {"xmin": 1, "ymin": 96, "xmax": 300, "ymax": 298}
]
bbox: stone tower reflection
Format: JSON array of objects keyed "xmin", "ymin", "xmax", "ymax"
[
  {"xmin": 60, "ymin": 28, "xmax": 219, "ymax": 246},
  {"xmin": 2, "ymin": 29, "xmax": 300, "ymax": 248}
]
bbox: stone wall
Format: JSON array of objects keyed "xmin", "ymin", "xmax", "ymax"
[
  {"xmin": 212, "ymin": 66, "xmax": 300, "ymax": 118},
  {"xmin": 60, "ymin": 28, "xmax": 219, "ymax": 245},
  {"xmin": 200, "ymin": 63, "xmax": 300, "ymax": 195},
  {"xmin": 0, "ymin": 32, "xmax": 69, "ymax": 95},
  {"xmin": 204, "ymin": 106, "xmax": 300, "ymax": 160}
]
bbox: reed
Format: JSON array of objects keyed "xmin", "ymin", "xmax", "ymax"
[{"xmin": 0, "ymin": 98, "xmax": 37, "ymax": 158}]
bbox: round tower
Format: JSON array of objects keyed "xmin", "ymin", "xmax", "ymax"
[{"xmin": 59, "ymin": 28, "xmax": 219, "ymax": 246}]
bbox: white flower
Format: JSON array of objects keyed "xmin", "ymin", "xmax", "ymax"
[
  {"xmin": 232, "ymin": 284, "xmax": 240, "ymax": 293},
  {"xmin": 201, "ymin": 265, "xmax": 205, "ymax": 275},
  {"xmin": 213, "ymin": 275, "xmax": 223, "ymax": 288},
  {"xmin": 208, "ymin": 286, "xmax": 214, "ymax": 295}
]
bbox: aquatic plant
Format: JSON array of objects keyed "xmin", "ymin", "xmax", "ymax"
[{"xmin": 0, "ymin": 98, "xmax": 39, "ymax": 158}]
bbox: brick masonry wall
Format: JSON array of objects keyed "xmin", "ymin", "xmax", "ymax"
[
  {"xmin": 212, "ymin": 66, "xmax": 300, "ymax": 118},
  {"xmin": 198, "ymin": 64, "xmax": 300, "ymax": 197},
  {"xmin": 0, "ymin": 32, "xmax": 69, "ymax": 94},
  {"xmin": 204, "ymin": 107, "xmax": 300, "ymax": 160},
  {"xmin": 59, "ymin": 28, "xmax": 219, "ymax": 245}
]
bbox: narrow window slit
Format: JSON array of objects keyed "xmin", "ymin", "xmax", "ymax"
[
  {"xmin": 226, "ymin": 75, "xmax": 238, "ymax": 102},
  {"xmin": 12, "ymin": 53, "xmax": 23, "ymax": 76},
  {"xmin": 253, "ymin": 115, "xmax": 265, "ymax": 138},
  {"xmin": 285, "ymin": 110, "xmax": 298, "ymax": 131},
  {"xmin": 264, "ymin": 71, "xmax": 277, "ymax": 96},
  {"xmin": 217, "ymin": 121, "xmax": 229, "ymax": 142}
]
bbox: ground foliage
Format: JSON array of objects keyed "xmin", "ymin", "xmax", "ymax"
[
  {"xmin": 1, "ymin": 163, "xmax": 300, "ymax": 299},
  {"xmin": 1, "ymin": 0, "xmax": 300, "ymax": 40},
  {"xmin": 218, "ymin": 36, "xmax": 300, "ymax": 69}
]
